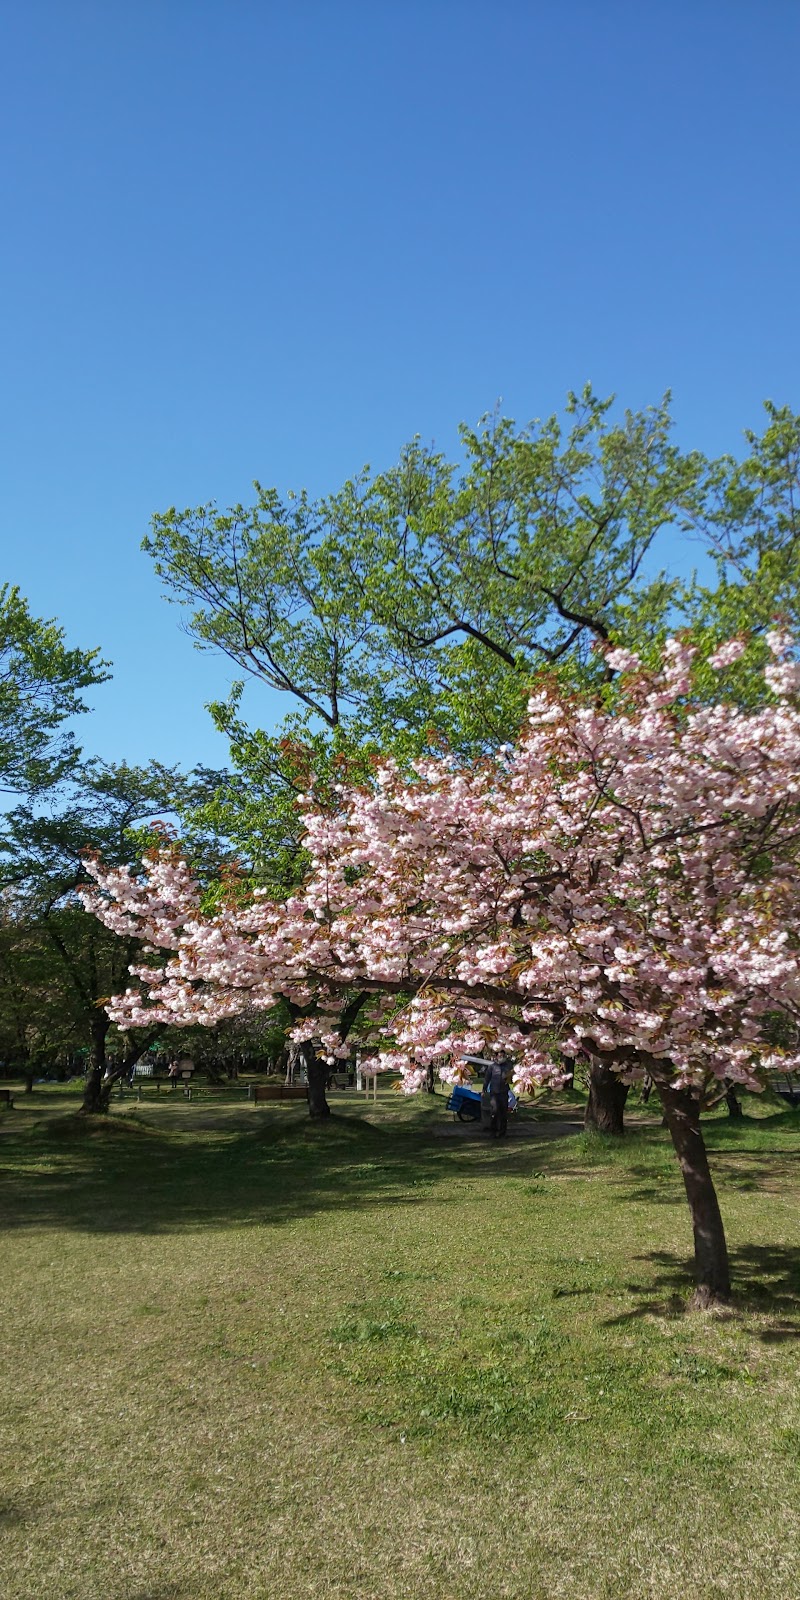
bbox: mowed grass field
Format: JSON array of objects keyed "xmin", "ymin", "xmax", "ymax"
[{"xmin": 1, "ymin": 1082, "xmax": 799, "ymax": 1600}]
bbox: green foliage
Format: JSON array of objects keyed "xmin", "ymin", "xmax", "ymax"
[
  {"xmin": 144, "ymin": 482, "xmax": 390, "ymax": 732},
  {"xmin": 0, "ymin": 903, "xmax": 86, "ymax": 1069},
  {"xmin": 357, "ymin": 388, "xmax": 698, "ymax": 730},
  {"xmin": 0, "ymin": 585, "xmax": 109, "ymax": 794},
  {"xmin": 687, "ymin": 401, "xmax": 800, "ymax": 673},
  {"xmin": 146, "ymin": 389, "xmax": 702, "ymax": 765},
  {"xmin": 0, "ymin": 762, "xmax": 183, "ymax": 1070}
]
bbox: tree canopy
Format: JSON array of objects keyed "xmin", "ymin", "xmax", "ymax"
[
  {"xmin": 145, "ymin": 389, "xmax": 702, "ymax": 760},
  {"xmin": 0, "ymin": 761, "xmax": 183, "ymax": 1108},
  {"xmin": 0, "ymin": 585, "xmax": 109, "ymax": 794}
]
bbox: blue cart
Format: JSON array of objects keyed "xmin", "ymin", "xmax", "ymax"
[{"xmin": 446, "ymin": 1083, "xmax": 518, "ymax": 1122}]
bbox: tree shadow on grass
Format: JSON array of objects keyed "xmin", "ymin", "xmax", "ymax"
[
  {"xmin": 0, "ymin": 1497, "xmax": 32, "ymax": 1529},
  {"xmin": 603, "ymin": 1243, "xmax": 800, "ymax": 1339},
  {"xmin": 0, "ymin": 1109, "xmax": 561, "ymax": 1239},
  {"xmin": 124, "ymin": 1588, "xmax": 193, "ymax": 1600},
  {"xmin": 536, "ymin": 1110, "xmax": 800, "ymax": 1208}
]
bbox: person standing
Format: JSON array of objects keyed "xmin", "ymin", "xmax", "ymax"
[{"xmin": 482, "ymin": 1058, "xmax": 511, "ymax": 1138}]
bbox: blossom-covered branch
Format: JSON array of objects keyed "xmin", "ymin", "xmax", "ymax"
[{"xmin": 83, "ymin": 631, "xmax": 800, "ymax": 1100}]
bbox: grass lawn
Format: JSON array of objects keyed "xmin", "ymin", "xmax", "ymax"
[{"xmin": 1, "ymin": 1082, "xmax": 799, "ymax": 1599}]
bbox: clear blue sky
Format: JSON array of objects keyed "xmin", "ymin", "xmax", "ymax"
[{"xmin": 2, "ymin": 1, "xmax": 798, "ymax": 772}]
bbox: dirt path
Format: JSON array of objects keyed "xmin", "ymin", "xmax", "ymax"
[
  {"xmin": 433, "ymin": 1112, "xmax": 585, "ymax": 1140},
  {"xmin": 432, "ymin": 1110, "xmax": 664, "ymax": 1140}
]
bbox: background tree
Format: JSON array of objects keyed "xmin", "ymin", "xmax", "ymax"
[
  {"xmin": 685, "ymin": 403, "xmax": 800, "ymax": 669},
  {"xmin": 0, "ymin": 897, "xmax": 86, "ymax": 1087},
  {"xmin": 0, "ymin": 761, "xmax": 182, "ymax": 1112},
  {"xmin": 0, "ymin": 585, "xmax": 108, "ymax": 794},
  {"xmin": 145, "ymin": 389, "xmax": 698, "ymax": 759}
]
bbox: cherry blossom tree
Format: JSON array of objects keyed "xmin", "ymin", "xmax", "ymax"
[{"xmin": 83, "ymin": 632, "xmax": 800, "ymax": 1305}]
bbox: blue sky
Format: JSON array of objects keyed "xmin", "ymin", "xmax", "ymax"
[{"xmin": 1, "ymin": 1, "xmax": 798, "ymax": 773}]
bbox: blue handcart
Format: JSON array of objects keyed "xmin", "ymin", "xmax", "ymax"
[{"xmin": 446, "ymin": 1083, "xmax": 518, "ymax": 1122}]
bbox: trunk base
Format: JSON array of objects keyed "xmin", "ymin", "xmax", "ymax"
[
  {"xmin": 306, "ymin": 1053, "xmax": 331, "ymax": 1119},
  {"xmin": 81, "ymin": 1066, "xmax": 108, "ymax": 1115},
  {"xmin": 689, "ymin": 1283, "xmax": 730, "ymax": 1311},
  {"xmin": 584, "ymin": 1060, "xmax": 629, "ymax": 1135}
]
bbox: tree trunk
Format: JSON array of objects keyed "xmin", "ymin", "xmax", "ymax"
[
  {"xmin": 657, "ymin": 1078, "xmax": 731, "ymax": 1306},
  {"xmin": 425, "ymin": 1062, "xmax": 436, "ymax": 1094},
  {"xmin": 89, "ymin": 1034, "xmax": 158, "ymax": 1111},
  {"xmin": 584, "ymin": 1059, "xmax": 629, "ymax": 1135},
  {"xmin": 725, "ymin": 1083, "xmax": 744, "ymax": 1119},
  {"xmin": 81, "ymin": 1015, "xmax": 111, "ymax": 1114},
  {"xmin": 305, "ymin": 1048, "xmax": 330, "ymax": 1119}
]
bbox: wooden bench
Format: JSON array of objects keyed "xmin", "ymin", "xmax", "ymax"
[
  {"xmin": 133, "ymin": 1072, "xmax": 170, "ymax": 1097},
  {"xmin": 133, "ymin": 1068, "xmax": 195, "ymax": 1097},
  {"xmin": 252, "ymin": 1084, "xmax": 308, "ymax": 1103},
  {"xmin": 768, "ymin": 1071, "xmax": 800, "ymax": 1107},
  {"xmin": 0, "ymin": 1089, "xmax": 14, "ymax": 1109}
]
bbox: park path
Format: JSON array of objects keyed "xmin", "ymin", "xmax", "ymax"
[
  {"xmin": 432, "ymin": 1110, "xmax": 663, "ymax": 1140},
  {"xmin": 433, "ymin": 1112, "xmax": 583, "ymax": 1140}
]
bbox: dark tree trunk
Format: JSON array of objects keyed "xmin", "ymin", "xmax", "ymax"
[
  {"xmin": 657, "ymin": 1078, "xmax": 731, "ymax": 1306},
  {"xmin": 305, "ymin": 1049, "xmax": 330, "ymax": 1119},
  {"xmin": 98, "ymin": 1064, "xmax": 128, "ymax": 1111},
  {"xmin": 82, "ymin": 1066, "xmax": 105, "ymax": 1113},
  {"xmin": 425, "ymin": 1062, "xmax": 436, "ymax": 1094},
  {"xmin": 584, "ymin": 1059, "xmax": 629, "ymax": 1135},
  {"xmin": 81, "ymin": 1016, "xmax": 111, "ymax": 1114},
  {"xmin": 85, "ymin": 1027, "xmax": 163, "ymax": 1113},
  {"xmin": 725, "ymin": 1083, "xmax": 744, "ymax": 1119},
  {"xmin": 14, "ymin": 1045, "xmax": 33, "ymax": 1092}
]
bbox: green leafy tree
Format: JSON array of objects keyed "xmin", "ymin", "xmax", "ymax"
[
  {"xmin": 0, "ymin": 897, "xmax": 87, "ymax": 1088},
  {"xmin": 145, "ymin": 389, "xmax": 698, "ymax": 758},
  {"xmin": 0, "ymin": 585, "xmax": 109, "ymax": 793},
  {"xmin": 0, "ymin": 762, "xmax": 182, "ymax": 1111},
  {"xmin": 686, "ymin": 402, "xmax": 800, "ymax": 662}
]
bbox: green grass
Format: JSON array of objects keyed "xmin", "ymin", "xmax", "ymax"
[{"xmin": 1, "ymin": 1084, "xmax": 800, "ymax": 1599}]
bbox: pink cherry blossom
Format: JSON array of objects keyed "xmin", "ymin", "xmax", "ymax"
[
  {"xmin": 82, "ymin": 638, "xmax": 800, "ymax": 1106},
  {"xmin": 708, "ymin": 639, "xmax": 746, "ymax": 668}
]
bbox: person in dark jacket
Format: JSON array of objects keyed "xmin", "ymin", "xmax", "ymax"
[{"xmin": 482, "ymin": 1058, "xmax": 512, "ymax": 1138}]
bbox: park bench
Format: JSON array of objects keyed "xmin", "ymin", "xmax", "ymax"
[
  {"xmin": 768, "ymin": 1069, "xmax": 800, "ymax": 1107},
  {"xmin": 132, "ymin": 1064, "xmax": 195, "ymax": 1098},
  {"xmin": 251, "ymin": 1084, "xmax": 308, "ymax": 1102},
  {"xmin": 0, "ymin": 1088, "xmax": 14, "ymax": 1109}
]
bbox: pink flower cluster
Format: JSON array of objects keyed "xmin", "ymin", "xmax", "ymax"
[{"xmin": 83, "ymin": 633, "xmax": 800, "ymax": 1097}]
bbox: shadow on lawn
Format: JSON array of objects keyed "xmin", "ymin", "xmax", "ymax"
[
  {"xmin": 605, "ymin": 1243, "xmax": 800, "ymax": 1338},
  {"xmin": 0, "ymin": 1497, "xmax": 31, "ymax": 1529},
  {"xmin": 0, "ymin": 1110, "xmax": 552, "ymax": 1238},
  {"xmin": 125, "ymin": 1588, "xmax": 193, "ymax": 1600}
]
